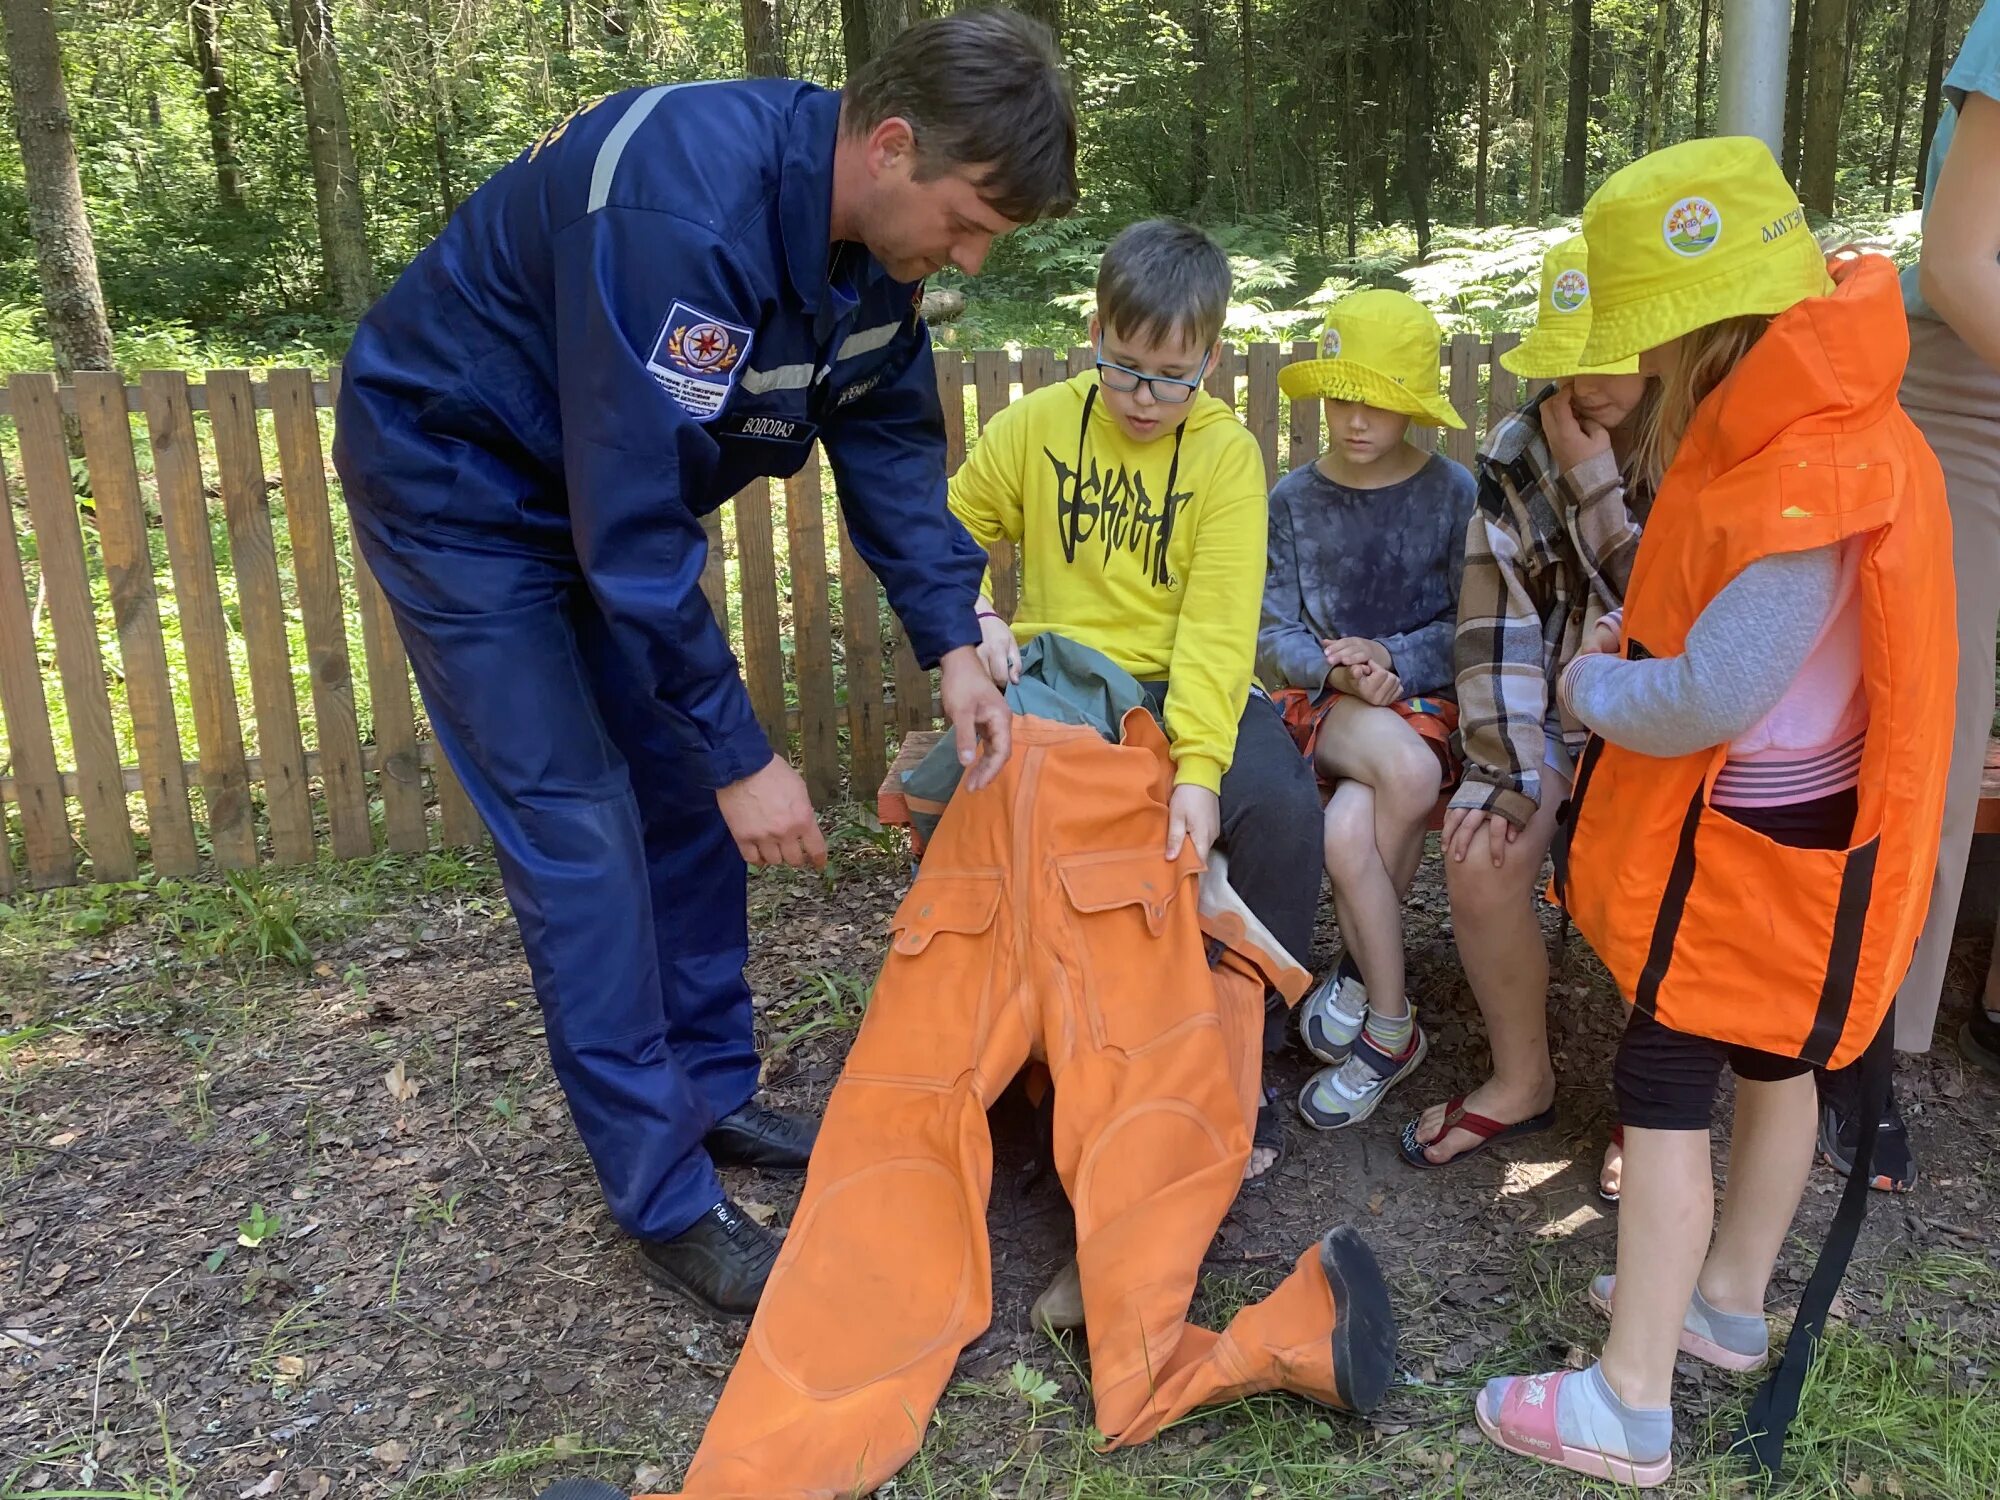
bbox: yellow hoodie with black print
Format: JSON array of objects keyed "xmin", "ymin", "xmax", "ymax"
[{"xmin": 947, "ymin": 371, "xmax": 1267, "ymax": 794}]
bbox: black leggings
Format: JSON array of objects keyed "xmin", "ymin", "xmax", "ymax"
[
  {"xmin": 1139, "ymin": 685, "xmax": 1324, "ymax": 1050},
  {"xmin": 1611, "ymin": 789, "xmax": 1856, "ymax": 1132}
]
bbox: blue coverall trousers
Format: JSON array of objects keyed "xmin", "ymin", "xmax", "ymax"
[{"xmin": 349, "ymin": 500, "xmax": 760, "ymax": 1241}]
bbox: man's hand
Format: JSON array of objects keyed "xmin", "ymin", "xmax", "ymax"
[
  {"xmin": 939, "ymin": 645, "xmax": 1012, "ymax": 791},
  {"xmin": 1543, "ymin": 384, "xmax": 1613, "ymax": 476},
  {"xmin": 974, "ymin": 605, "xmax": 1021, "ymax": 688},
  {"xmin": 717, "ymin": 755, "xmax": 828, "ymax": 869},
  {"xmin": 1165, "ymin": 783, "xmax": 1221, "ymax": 863},
  {"xmin": 1442, "ymin": 805, "xmax": 1519, "ymax": 869}
]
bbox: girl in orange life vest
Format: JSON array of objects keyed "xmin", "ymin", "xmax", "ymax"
[{"xmin": 1473, "ymin": 139, "xmax": 1953, "ymax": 1488}]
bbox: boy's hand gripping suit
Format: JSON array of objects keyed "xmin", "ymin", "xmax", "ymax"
[{"xmin": 659, "ymin": 709, "xmax": 1398, "ymax": 1499}]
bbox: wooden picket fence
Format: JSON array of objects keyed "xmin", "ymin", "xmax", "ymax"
[{"xmin": 0, "ymin": 335, "xmax": 1523, "ymax": 892}]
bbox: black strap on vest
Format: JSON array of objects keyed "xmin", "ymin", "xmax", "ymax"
[{"xmin": 1730, "ymin": 1001, "xmax": 1893, "ymax": 1480}]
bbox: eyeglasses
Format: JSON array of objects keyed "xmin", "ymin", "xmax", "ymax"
[{"xmin": 1094, "ymin": 339, "xmax": 1211, "ymax": 405}]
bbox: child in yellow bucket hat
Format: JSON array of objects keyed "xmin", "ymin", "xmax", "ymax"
[
  {"xmin": 1576, "ymin": 137, "xmax": 1834, "ymax": 372},
  {"xmin": 1404, "ymin": 235, "xmax": 1653, "ymax": 1209},
  {"xmin": 1474, "ymin": 137, "xmax": 1955, "ymax": 1489},
  {"xmin": 1499, "ymin": 235, "xmax": 1640, "ymax": 382},
  {"xmin": 1261, "ymin": 288, "xmax": 1476, "ymax": 1134},
  {"xmin": 1277, "ymin": 288, "xmax": 1466, "ymax": 428}
]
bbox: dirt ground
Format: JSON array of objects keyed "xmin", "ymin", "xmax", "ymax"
[{"xmin": 3, "ymin": 816, "xmax": 1997, "ymax": 1499}]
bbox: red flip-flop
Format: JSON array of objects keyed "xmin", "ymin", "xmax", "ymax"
[{"xmin": 1398, "ymin": 1096, "xmax": 1557, "ymax": 1169}]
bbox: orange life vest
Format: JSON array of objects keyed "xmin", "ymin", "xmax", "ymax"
[{"xmin": 1556, "ymin": 255, "xmax": 1955, "ymax": 1071}]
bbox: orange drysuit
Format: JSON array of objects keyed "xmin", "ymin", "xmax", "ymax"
[
  {"xmin": 1556, "ymin": 254, "xmax": 1955, "ymax": 1069},
  {"xmin": 658, "ymin": 709, "xmax": 1397, "ymax": 1499}
]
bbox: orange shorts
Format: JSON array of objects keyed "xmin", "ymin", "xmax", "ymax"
[{"xmin": 1268, "ymin": 686, "xmax": 1461, "ymax": 796}]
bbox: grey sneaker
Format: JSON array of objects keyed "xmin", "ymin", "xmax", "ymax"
[
  {"xmin": 1300, "ymin": 953, "xmax": 1368, "ymax": 1064},
  {"xmin": 1299, "ymin": 1023, "xmax": 1429, "ymax": 1130}
]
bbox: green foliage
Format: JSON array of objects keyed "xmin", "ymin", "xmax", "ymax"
[{"xmin": 0, "ymin": 1, "xmax": 1963, "ymax": 375}]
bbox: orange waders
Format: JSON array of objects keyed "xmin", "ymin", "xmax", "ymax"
[{"xmin": 658, "ymin": 710, "xmax": 1396, "ymax": 1499}]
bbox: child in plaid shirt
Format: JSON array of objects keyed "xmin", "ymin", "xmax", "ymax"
[{"xmin": 1399, "ymin": 239, "xmax": 1652, "ymax": 1192}]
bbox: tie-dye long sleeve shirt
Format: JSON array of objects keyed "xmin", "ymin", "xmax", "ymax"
[{"xmin": 1258, "ymin": 451, "xmax": 1476, "ymax": 701}]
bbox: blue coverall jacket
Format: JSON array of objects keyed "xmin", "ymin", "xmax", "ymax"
[{"xmin": 332, "ymin": 78, "xmax": 988, "ymax": 1239}]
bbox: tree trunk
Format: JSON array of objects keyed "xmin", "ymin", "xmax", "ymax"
[
  {"xmin": 742, "ymin": 0, "xmax": 782, "ymax": 75},
  {"xmin": 560, "ymin": 0, "xmax": 574, "ymax": 52},
  {"xmin": 1693, "ymin": 0, "xmax": 1711, "ymax": 133},
  {"xmin": 1880, "ymin": 0, "xmax": 1920, "ymax": 209},
  {"xmin": 1474, "ymin": 32, "xmax": 1491, "ymax": 227},
  {"xmin": 1368, "ymin": 15, "xmax": 1394, "ymax": 224},
  {"xmin": 1239, "ymin": 0, "xmax": 1255, "ymax": 212},
  {"xmin": 1401, "ymin": 0, "xmax": 1432, "ymax": 258},
  {"xmin": 1588, "ymin": 9, "xmax": 1612, "ymax": 149},
  {"xmin": 1016, "ymin": 0, "xmax": 1060, "ymax": 43},
  {"xmin": 1840, "ymin": 0, "xmax": 1872, "ymax": 104},
  {"xmin": 1188, "ymin": 2, "xmax": 1209, "ymax": 212},
  {"xmin": 1562, "ymin": 0, "xmax": 1591, "ymax": 211},
  {"xmin": 1527, "ymin": 0, "xmax": 1547, "ymax": 222},
  {"xmin": 1783, "ymin": 0, "xmax": 1811, "ymax": 183},
  {"xmin": 288, "ymin": 0, "xmax": 374, "ymax": 318},
  {"xmin": 1799, "ymin": 0, "xmax": 1847, "ymax": 214},
  {"xmin": 1643, "ymin": 0, "xmax": 1672, "ymax": 152},
  {"xmin": 1307, "ymin": 73, "xmax": 1326, "ymax": 253},
  {"xmin": 0, "ymin": 0, "xmax": 114, "ymax": 376},
  {"xmin": 1915, "ymin": 0, "xmax": 1950, "ymax": 208},
  {"xmin": 1343, "ymin": 12, "xmax": 1358, "ymax": 255},
  {"xmin": 188, "ymin": 0, "xmax": 244, "ymax": 208},
  {"xmin": 1840, "ymin": 0, "xmax": 1868, "ymax": 104},
  {"xmin": 420, "ymin": 0, "xmax": 457, "ymax": 231},
  {"xmin": 840, "ymin": 0, "xmax": 873, "ymax": 76}
]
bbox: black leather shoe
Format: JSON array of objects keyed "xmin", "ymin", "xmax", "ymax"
[
  {"xmin": 635, "ymin": 1198, "xmax": 780, "ymax": 1319},
  {"xmin": 704, "ymin": 1101, "xmax": 818, "ymax": 1173}
]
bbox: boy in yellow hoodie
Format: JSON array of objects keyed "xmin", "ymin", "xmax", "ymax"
[{"xmin": 951, "ymin": 218, "xmax": 1323, "ymax": 1186}]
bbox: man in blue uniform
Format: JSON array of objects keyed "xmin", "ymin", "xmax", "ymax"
[{"xmin": 333, "ymin": 11, "xmax": 1076, "ymax": 1318}]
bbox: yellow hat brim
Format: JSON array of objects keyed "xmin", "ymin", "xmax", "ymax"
[
  {"xmin": 1578, "ymin": 232, "xmax": 1834, "ymax": 366},
  {"xmin": 1499, "ymin": 329, "xmax": 1641, "ymax": 380},
  {"xmin": 1277, "ymin": 358, "xmax": 1466, "ymax": 429}
]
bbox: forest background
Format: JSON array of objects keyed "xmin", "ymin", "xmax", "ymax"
[{"xmin": 0, "ymin": 0, "xmax": 1975, "ymax": 380}]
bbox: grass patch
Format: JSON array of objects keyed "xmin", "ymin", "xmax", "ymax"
[
  {"xmin": 394, "ymin": 1436, "xmax": 643, "ymax": 1496},
  {"xmin": 0, "ymin": 847, "xmax": 502, "ymax": 975}
]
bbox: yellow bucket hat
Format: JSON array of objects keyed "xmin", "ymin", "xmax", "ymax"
[
  {"xmin": 1277, "ymin": 289, "xmax": 1465, "ymax": 429},
  {"xmin": 1579, "ymin": 136, "xmax": 1834, "ymax": 367},
  {"xmin": 1500, "ymin": 235, "xmax": 1641, "ymax": 381}
]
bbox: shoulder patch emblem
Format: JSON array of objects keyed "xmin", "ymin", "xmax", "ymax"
[{"xmin": 646, "ymin": 301, "xmax": 754, "ymax": 422}]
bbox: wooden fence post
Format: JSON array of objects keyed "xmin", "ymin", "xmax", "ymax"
[
  {"xmin": 269, "ymin": 368, "xmax": 373, "ymax": 859},
  {"xmin": 141, "ymin": 370, "xmax": 260, "ymax": 870},
  {"xmin": 971, "ymin": 349, "xmax": 1017, "ymax": 619},
  {"xmin": 209, "ymin": 370, "xmax": 315, "ymax": 864},
  {"xmin": 11, "ymin": 373, "xmax": 136, "ymax": 880},
  {"xmin": 785, "ymin": 453, "xmax": 841, "ymax": 803},
  {"xmin": 74, "ymin": 371, "xmax": 201, "ymax": 875},
  {"xmin": 0, "ymin": 445, "xmax": 73, "ymax": 886}
]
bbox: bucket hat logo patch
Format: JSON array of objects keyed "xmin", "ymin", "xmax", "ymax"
[{"xmin": 1663, "ymin": 197, "xmax": 1722, "ymax": 258}]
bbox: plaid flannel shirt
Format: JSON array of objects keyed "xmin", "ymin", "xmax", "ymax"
[{"xmin": 1450, "ymin": 387, "xmax": 1649, "ymax": 828}]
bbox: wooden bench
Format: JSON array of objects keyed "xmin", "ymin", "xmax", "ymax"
[{"xmin": 884, "ymin": 731, "xmax": 2000, "ymax": 838}]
